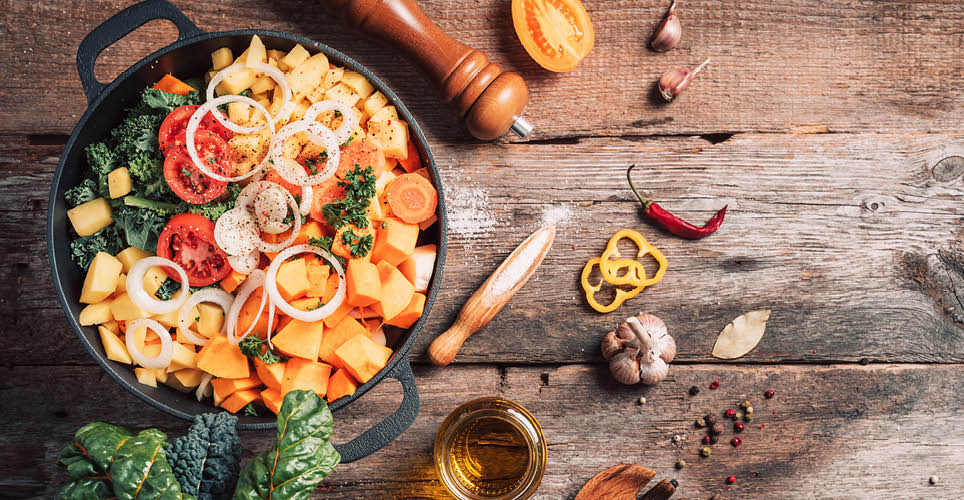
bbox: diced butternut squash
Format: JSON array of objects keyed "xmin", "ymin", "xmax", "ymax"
[
  {"xmin": 322, "ymin": 272, "xmax": 340, "ymax": 305},
  {"xmin": 172, "ymin": 368, "xmax": 205, "ymax": 388},
  {"xmin": 168, "ymin": 341, "xmax": 197, "ymax": 371},
  {"xmin": 385, "ymin": 292, "xmax": 426, "ymax": 329},
  {"xmin": 323, "ymin": 300, "xmax": 353, "ymax": 329},
  {"xmin": 220, "ymin": 269, "xmax": 248, "ymax": 294},
  {"xmin": 279, "ymin": 43, "xmax": 310, "ymax": 71},
  {"xmin": 346, "ymin": 259, "xmax": 381, "ymax": 307},
  {"xmin": 107, "ymin": 167, "xmax": 132, "ymax": 199},
  {"xmin": 210, "ymin": 47, "xmax": 233, "ymax": 70},
  {"xmin": 195, "ymin": 334, "xmax": 250, "ymax": 379},
  {"xmin": 371, "ymin": 218, "xmax": 418, "ymax": 266},
  {"xmin": 333, "ymin": 334, "xmax": 393, "ymax": 384},
  {"xmin": 275, "ymin": 257, "xmax": 311, "ymax": 302},
  {"xmin": 332, "ymin": 224, "xmax": 375, "ymax": 260},
  {"xmin": 211, "ymin": 375, "xmax": 262, "ymax": 401},
  {"xmin": 306, "ymin": 258, "xmax": 330, "ymax": 298},
  {"xmin": 197, "ymin": 302, "xmax": 224, "ymax": 337},
  {"xmin": 220, "ymin": 389, "xmax": 261, "ymax": 414},
  {"xmin": 293, "ymin": 220, "xmax": 324, "ymax": 247},
  {"xmin": 80, "ymin": 252, "xmax": 123, "ymax": 304},
  {"xmin": 80, "ymin": 300, "xmax": 114, "ymax": 326},
  {"xmin": 116, "ymin": 246, "xmax": 152, "ymax": 274},
  {"xmin": 67, "ymin": 197, "xmax": 113, "ymax": 236},
  {"xmin": 326, "ymin": 368, "xmax": 358, "ymax": 402},
  {"xmin": 371, "ymin": 261, "xmax": 414, "ymax": 321},
  {"xmin": 235, "ymin": 289, "xmax": 277, "ymax": 339},
  {"xmin": 109, "ymin": 293, "xmax": 150, "ymax": 321},
  {"xmin": 99, "ymin": 326, "xmax": 132, "ymax": 364},
  {"xmin": 272, "ymin": 318, "xmax": 324, "ymax": 360},
  {"xmin": 134, "ymin": 367, "xmax": 157, "ymax": 387},
  {"xmin": 398, "ymin": 244, "xmax": 437, "ymax": 293},
  {"xmin": 254, "ymin": 358, "xmax": 285, "ymax": 391},
  {"xmin": 319, "ymin": 316, "xmax": 369, "ymax": 368},
  {"xmin": 261, "ymin": 387, "xmax": 283, "ymax": 414},
  {"xmin": 281, "ymin": 358, "xmax": 332, "ymax": 397}
]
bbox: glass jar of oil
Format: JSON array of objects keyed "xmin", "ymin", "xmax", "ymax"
[{"xmin": 434, "ymin": 398, "xmax": 547, "ymax": 500}]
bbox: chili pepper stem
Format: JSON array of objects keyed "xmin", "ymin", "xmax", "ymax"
[{"xmin": 626, "ymin": 165, "xmax": 654, "ymax": 208}]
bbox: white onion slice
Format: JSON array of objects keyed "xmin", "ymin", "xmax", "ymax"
[
  {"xmin": 265, "ymin": 245, "xmax": 345, "ymax": 322},
  {"xmin": 125, "ymin": 319, "xmax": 173, "ymax": 369},
  {"xmin": 225, "ymin": 270, "xmax": 268, "ymax": 345},
  {"xmin": 304, "ymin": 100, "xmax": 358, "ymax": 145},
  {"xmin": 232, "ymin": 181, "xmax": 302, "ymax": 253},
  {"xmin": 186, "ymin": 95, "xmax": 274, "ymax": 182},
  {"xmin": 127, "ymin": 257, "xmax": 190, "ymax": 314},
  {"xmin": 195, "ymin": 372, "xmax": 213, "ymax": 401},
  {"xmin": 371, "ymin": 327, "xmax": 387, "ymax": 347},
  {"xmin": 228, "ymin": 249, "xmax": 260, "ymax": 274},
  {"xmin": 207, "ymin": 62, "xmax": 293, "ymax": 124},
  {"xmin": 270, "ymin": 120, "xmax": 339, "ymax": 186},
  {"xmin": 265, "ymin": 302, "xmax": 276, "ymax": 351},
  {"xmin": 299, "ymin": 185, "xmax": 313, "ymax": 216},
  {"xmin": 178, "ymin": 288, "xmax": 234, "ymax": 346},
  {"xmin": 254, "ymin": 187, "xmax": 291, "ymax": 234},
  {"xmin": 214, "ymin": 207, "xmax": 259, "ymax": 256}
]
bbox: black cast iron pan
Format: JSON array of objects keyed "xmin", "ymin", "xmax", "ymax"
[{"xmin": 46, "ymin": 0, "xmax": 447, "ymax": 463}]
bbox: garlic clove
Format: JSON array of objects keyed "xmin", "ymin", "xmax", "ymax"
[
  {"xmin": 639, "ymin": 356, "xmax": 668, "ymax": 385},
  {"xmin": 610, "ymin": 350, "xmax": 642, "ymax": 384},
  {"xmin": 650, "ymin": 1, "xmax": 681, "ymax": 52},
  {"xmin": 658, "ymin": 58, "xmax": 710, "ymax": 102}
]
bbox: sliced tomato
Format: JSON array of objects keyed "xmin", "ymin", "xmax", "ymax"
[
  {"xmin": 511, "ymin": 0, "xmax": 595, "ymax": 72},
  {"xmin": 158, "ymin": 105, "xmax": 233, "ymax": 155},
  {"xmin": 157, "ymin": 213, "xmax": 231, "ymax": 287},
  {"xmin": 163, "ymin": 130, "xmax": 230, "ymax": 204}
]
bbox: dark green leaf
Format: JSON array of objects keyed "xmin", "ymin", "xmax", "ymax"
[{"xmin": 110, "ymin": 428, "xmax": 192, "ymax": 500}]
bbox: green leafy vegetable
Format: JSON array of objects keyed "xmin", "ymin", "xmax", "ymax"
[
  {"xmin": 84, "ymin": 142, "xmax": 121, "ymax": 176},
  {"xmin": 124, "ymin": 195, "xmax": 183, "ymax": 216},
  {"xmin": 156, "ymin": 277, "xmax": 182, "ymax": 301},
  {"xmin": 232, "ymin": 391, "xmax": 340, "ymax": 500},
  {"xmin": 321, "ymin": 165, "xmax": 375, "ymax": 230},
  {"xmin": 111, "ymin": 113, "xmax": 164, "ymax": 161},
  {"xmin": 238, "ymin": 336, "xmax": 284, "ymax": 365},
  {"xmin": 64, "ymin": 179, "xmax": 99, "ymax": 207},
  {"xmin": 188, "ymin": 183, "xmax": 242, "ymax": 221},
  {"xmin": 113, "ymin": 204, "xmax": 169, "ymax": 251},
  {"xmin": 242, "ymin": 404, "xmax": 259, "ymax": 417},
  {"xmin": 341, "ymin": 227, "xmax": 374, "ymax": 257},
  {"xmin": 70, "ymin": 226, "xmax": 124, "ymax": 269},
  {"xmin": 138, "ymin": 87, "xmax": 203, "ymax": 115},
  {"xmin": 167, "ymin": 413, "xmax": 242, "ymax": 500}
]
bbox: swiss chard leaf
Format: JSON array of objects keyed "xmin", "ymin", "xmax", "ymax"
[
  {"xmin": 110, "ymin": 428, "xmax": 193, "ymax": 500},
  {"xmin": 232, "ymin": 391, "xmax": 340, "ymax": 500},
  {"xmin": 58, "ymin": 478, "xmax": 115, "ymax": 499},
  {"xmin": 57, "ymin": 422, "xmax": 134, "ymax": 499}
]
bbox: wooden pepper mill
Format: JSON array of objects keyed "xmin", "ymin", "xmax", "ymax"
[{"xmin": 319, "ymin": 0, "xmax": 533, "ymax": 140}]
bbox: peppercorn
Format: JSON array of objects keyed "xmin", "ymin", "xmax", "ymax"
[
  {"xmin": 731, "ymin": 436, "xmax": 742, "ymax": 447},
  {"xmin": 700, "ymin": 447, "xmax": 712, "ymax": 457},
  {"xmin": 639, "ymin": 397, "xmax": 647, "ymax": 405},
  {"xmin": 703, "ymin": 435, "xmax": 711, "ymax": 444},
  {"xmin": 689, "ymin": 385, "xmax": 701, "ymax": 396},
  {"xmin": 726, "ymin": 475, "xmax": 736, "ymax": 484},
  {"xmin": 744, "ymin": 412, "xmax": 753, "ymax": 422},
  {"xmin": 725, "ymin": 408, "xmax": 736, "ymax": 419},
  {"xmin": 859, "ymin": 358, "xmax": 870, "ymax": 366},
  {"xmin": 672, "ymin": 434, "xmax": 682, "ymax": 444},
  {"xmin": 734, "ymin": 422, "xmax": 744, "ymax": 433},
  {"xmin": 765, "ymin": 389, "xmax": 775, "ymax": 399},
  {"xmin": 929, "ymin": 476, "xmax": 939, "ymax": 485},
  {"xmin": 709, "ymin": 434, "xmax": 720, "ymax": 444},
  {"xmin": 696, "ymin": 417, "xmax": 707, "ymax": 428},
  {"xmin": 735, "ymin": 411, "xmax": 743, "ymax": 421},
  {"xmin": 670, "ymin": 479, "xmax": 679, "ymax": 488},
  {"xmin": 676, "ymin": 459, "xmax": 687, "ymax": 469},
  {"xmin": 706, "ymin": 413, "xmax": 718, "ymax": 425},
  {"xmin": 710, "ymin": 380, "xmax": 720, "ymax": 390},
  {"xmin": 711, "ymin": 422, "xmax": 724, "ymax": 435},
  {"xmin": 739, "ymin": 399, "xmax": 751, "ymax": 409}
]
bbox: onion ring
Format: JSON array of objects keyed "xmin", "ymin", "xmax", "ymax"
[
  {"xmin": 265, "ymin": 245, "xmax": 345, "ymax": 322},
  {"xmin": 232, "ymin": 181, "xmax": 302, "ymax": 252},
  {"xmin": 225, "ymin": 270, "xmax": 267, "ymax": 344},
  {"xmin": 178, "ymin": 288, "xmax": 235, "ymax": 346},
  {"xmin": 228, "ymin": 249, "xmax": 261, "ymax": 274},
  {"xmin": 304, "ymin": 100, "xmax": 358, "ymax": 145},
  {"xmin": 214, "ymin": 207, "xmax": 259, "ymax": 256},
  {"xmin": 270, "ymin": 120, "xmax": 339, "ymax": 186},
  {"xmin": 186, "ymin": 95, "xmax": 274, "ymax": 182},
  {"xmin": 207, "ymin": 62, "xmax": 293, "ymax": 124},
  {"xmin": 127, "ymin": 257, "xmax": 190, "ymax": 314},
  {"xmin": 125, "ymin": 319, "xmax": 173, "ymax": 369},
  {"xmin": 299, "ymin": 185, "xmax": 313, "ymax": 216},
  {"xmin": 195, "ymin": 372, "xmax": 213, "ymax": 401}
]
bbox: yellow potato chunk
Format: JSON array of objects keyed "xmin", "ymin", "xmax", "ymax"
[
  {"xmin": 101, "ymin": 320, "xmax": 120, "ymax": 334},
  {"xmin": 153, "ymin": 304, "xmax": 197, "ymax": 329},
  {"xmin": 142, "ymin": 266, "xmax": 170, "ymax": 296},
  {"xmin": 267, "ymin": 49, "xmax": 286, "ymax": 62},
  {"xmin": 366, "ymin": 119, "xmax": 409, "ymax": 159},
  {"xmin": 323, "ymin": 82, "xmax": 361, "ymax": 107},
  {"xmin": 249, "ymin": 75, "xmax": 274, "ymax": 95},
  {"xmin": 229, "ymin": 131, "xmax": 269, "ymax": 177},
  {"xmin": 99, "ymin": 326, "xmax": 132, "ymax": 364},
  {"xmin": 279, "ymin": 43, "xmax": 310, "ymax": 71},
  {"xmin": 376, "ymin": 170, "xmax": 397, "ymax": 195},
  {"xmin": 288, "ymin": 52, "xmax": 329, "ymax": 97},
  {"xmin": 227, "ymin": 101, "xmax": 251, "ymax": 124},
  {"xmin": 362, "ymin": 91, "xmax": 389, "ymax": 118},
  {"xmin": 368, "ymin": 105, "xmax": 398, "ymax": 124},
  {"xmin": 109, "ymin": 293, "xmax": 150, "ymax": 321},
  {"xmin": 216, "ymin": 68, "xmax": 256, "ymax": 95},
  {"xmin": 134, "ymin": 367, "xmax": 157, "ymax": 387},
  {"xmin": 169, "ymin": 341, "xmax": 197, "ymax": 371},
  {"xmin": 116, "ymin": 247, "xmax": 152, "ymax": 274},
  {"xmin": 79, "ymin": 300, "xmax": 114, "ymax": 325},
  {"xmin": 164, "ymin": 374, "xmax": 194, "ymax": 393},
  {"xmin": 80, "ymin": 252, "xmax": 122, "ymax": 304},
  {"xmin": 210, "ymin": 47, "xmax": 233, "ymax": 71},
  {"xmin": 244, "ymin": 35, "xmax": 266, "ymax": 68},
  {"xmin": 197, "ymin": 302, "xmax": 224, "ymax": 337},
  {"xmin": 340, "ymin": 70, "xmax": 374, "ymax": 99},
  {"xmin": 67, "ymin": 198, "xmax": 113, "ymax": 237},
  {"xmin": 323, "ymin": 66, "xmax": 344, "ymax": 90},
  {"xmin": 113, "ymin": 273, "xmax": 127, "ymax": 295},
  {"xmin": 107, "ymin": 167, "xmax": 132, "ymax": 199},
  {"xmin": 149, "ymin": 367, "xmax": 169, "ymax": 384},
  {"xmin": 172, "ymin": 368, "xmax": 205, "ymax": 388}
]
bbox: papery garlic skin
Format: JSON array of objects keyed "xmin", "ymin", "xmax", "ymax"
[
  {"xmin": 650, "ymin": 1, "xmax": 681, "ymax": 52},
  {"xmin": 602, "ymin": 313, "xmax": 675, "ymax": 385},
  {"xmin": 658, "ymin": 58, "xmax": 710, "ymax": 102}
]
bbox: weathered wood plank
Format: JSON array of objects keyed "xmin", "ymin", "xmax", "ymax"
[
  {"xmin": 2, "ymin": 1, "xmax": 963, "ymax": 139},
  {"xmin": 7, "ymin": 133, "xmax": 964, "ymax": 365},
  {"xmin": 2, "ymin": 363, "xmax": 960, "ymax": 499}
]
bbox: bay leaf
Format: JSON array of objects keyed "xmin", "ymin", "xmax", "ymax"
[{"xmin": 712, "ymin": 310, "xmax": 772, "ymax": 359}]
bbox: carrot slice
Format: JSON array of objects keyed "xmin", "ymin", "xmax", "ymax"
[
  {"xmin": 385, "ymin": 173, "xmax": 437, "ymax": 224},
  {"xmin": 153, "ymin": 74, "xmax": 196, "ymax": 96}
]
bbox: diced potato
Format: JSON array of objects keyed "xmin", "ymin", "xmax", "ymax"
[
  {"xmin": 79, "ymin": 300, "xmax": 114, "ymax": 325},
  {"xmin": 369, "ymin": 105, "xmax": 398, "ymax": 124},
  {"xmin": 211, "ymin": 47, "xmax": 233, "ymax": 71},
  {"xmin": 266, "ymin": 58, "xmax": 279, "ymax": 69},
  {"xmin": 367, "ymin": 194, "xmax": 385, "ymax": 221},
  {"xmin": 107, "ymin": 167, "xmax": 132, "ymax": 199},
  {"xmin": 109, "ymin": 293, "xmax": 150, "ymax": 321},
  {"xmin": 80, "ymin": 252, "xmax": 122, "ymax": 304},
  {"xmin": 197, "ymin": 302, "xmax": 224, "ymax": 337},
  {"xmin": 99, "ymin": 326, "xmax": 132, "ymax": 364},
  {"xmin": 205, "ymin": 70, "xmax": 217, "ymax": 84},
  {"xmin": 173, "ymin": 368, "xmax": 205, "ymax": 388},
  {"xmin": 323, "ymin": 66, "xmax": 344, "ymax": 90},
  {"xmin": 362, "ymin": 91, "xmax": 389, "ymax": 118},
  {"xmin": 290, "ymin": 98, "xmax": 311, "ymax": 122},
  {"xmin": 155, "ymin": 304, "xmax": 197, "ymax": 329},
  {"xmin": 254, "ymin": 94, "xmax": 271, "ymax": 110},
  {"xmin": 134, "ymin": 367, "xmax": 157, "ymax": 387},
  {"xmin": 142, "ymin": 266, "xmax": 169, "ymax": 296},
  {"xmin": 267, "ymin": 49, "xmax": 286, "ymax": 62},
  {"xmin": 228, "ymin": 129, "xmax": 270, "ymax": 177},
  {"xmin": 67, "ymin": 198, "xmax": 113, "ymax": 237},
  {"xmin": 164, "ymin": 373, "xmax": 194, "ymax": 393},
  {"xmin": 116, "ymin": 247, "xmax": 152, "ymax": 274},
  {"xmin": 249, "ymin": 74, "xmax": 275, "ymax": 95},
  {"xmin": 114, "ymin": 273, "xmax": 127, "ymax": 295},
  {"xmin": 244, "ymin": 35, "xmax": 266, "ymax": 68},
  {"xmin": 366, "ymin": 119, "xmax": 410, "ymax": 159},
  {"xmin": 169, "ymin": 342, "xmax": 197, "ymax": 371},
  {"xmin": 227, "ymin": 101, "xmax": 251, "ymax": 124},
  {"xmin": 287, "ymin": 52, "xmax": 329, "ymax": 97},
  {"xmin": 149, "ymin": 367, "xmax": 169, "ymax": 384},
  {"xmin": 279, "ymin": 44, "xmax": 310, "ymax": 71},
  {"xmin": 323, "ymin": 82, "xmax": 361, "ymax": 107},
  {"xmin": 349, "ymin": 126, "xmax": 365, "ymax": 145},
  {"xmin": 340, "ymin": 70, "xmax": 374, "ymax": 99},
  {"xmin": 101, "ymin": 320, "xmax": 120, "ymax": 334},
  {"xmin": 216, "ymin": 68, "xmax": 256, "ymax": 95}
]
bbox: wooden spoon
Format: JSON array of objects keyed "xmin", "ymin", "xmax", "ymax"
[
  {"xmin": 574, "ymin": 464, "xmax": 676, "ymax": 500},
  {"xmin": 428, "ymin": 225, "xmax": 555, "ymax": 366}
]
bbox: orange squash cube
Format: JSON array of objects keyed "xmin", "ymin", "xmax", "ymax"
[
  {"xmin": 346, "ymin": 259, "xmax": 381, "ymax": 307},
  {"xmin": 281, "ymin": 357, "xmax": 332, "ymax": 397},
  {"xmin": 275, "ymin": 257, "xmax": 311, "ymax": 302},
  {"xmin": 211, "ymin": 375, "xmax": 262, "ymax": 401},
  {"xmin": 319, "ymin": 316, "xmax": 368, "ymax": 368},
  {"xmin": 195, "ymin": 334, "xmax": 250, "ymax": 379},
  {"xmin": 220, "ymin": 388, "xmax": 261, "ymax": 414},
  {"xmin": 220, "ymin": 269, "xmax": 248, "ymax": 294},
  {"xmin": 371, "ymin": 217, "xmax": 418, "ymax": 266},
  {"xmin": 272, "ymin": 318, "xmax": 324, "ymax": 360},
  {"xmin": 371, "ymin": 261, "xmax": 414, "ymax": 321},
  {"xmin": 326, "ymin": 368, "xmax": 358, "ymax": 402},
  {"xmin": 333, "ymin": 334, "xmax": 393, "ymax": 384},
  {"xmin": 254, "ymin": 358, "xmax": 285, "ymax": 391},
  {"xmin": 261, "ymin": 387, "xmax": 283, "ymax": 414},
  {"xmin": 385, "ymin": 292, "xmax": 426, "ymax": 329}
]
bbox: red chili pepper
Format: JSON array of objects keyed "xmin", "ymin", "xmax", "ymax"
[{"xmin": 627, "ymin": 165, "xmax": 726, "ymax": 239}]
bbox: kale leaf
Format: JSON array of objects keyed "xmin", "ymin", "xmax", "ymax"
[
  {"xmin": 113, "ymin": 205, "xmax": 169, "ymax": 251},
  {"xmin": 70, "ymin": 225, "xmax": 124, "ymax": 269},
  {"xmin": 64, "ymin": 178, "xmax": 99, "ymax": 207},
  {"xmin": 238, "ymin": 335, "xmax": 284, "ymax": 365},
  {"xmin": 155, "ymin": 277, "xmax": 182, "ymax": 301},
  {"xmin": 111, "ymin": 113, "xmax": 164, "ymax": 161},
  {"xmin": 138, "ymin": 87, "xmax": 203, "ymax": 115},
  {"xmin": 167, "ymin": 413, "xmax": 242, "ymax": 500},
  {"xmin": 188, "ymin": 183, "xmax": 242, "ymax": 221}
]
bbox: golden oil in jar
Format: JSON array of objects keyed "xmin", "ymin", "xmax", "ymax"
[{"xmin": 434, "ymin": 398, "xmax": 547, "ymax": 500}]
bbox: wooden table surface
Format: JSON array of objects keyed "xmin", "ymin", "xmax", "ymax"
[{"xmin": 2, "ymin": 0, "xmax": 963, "ymax": 498}]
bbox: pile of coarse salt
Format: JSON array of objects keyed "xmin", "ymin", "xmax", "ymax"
[
  {"xmin": 540, "ymin": 203, "xmax": 572, "ymax": 228},
  {"xmin": 446, "ymin": 186, "xmax": 496, "ymax": 238}
]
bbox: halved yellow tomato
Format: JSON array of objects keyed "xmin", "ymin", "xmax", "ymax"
[{"xmin": 511, "ymin": 0, "xmax": 595, "ymax": 72}]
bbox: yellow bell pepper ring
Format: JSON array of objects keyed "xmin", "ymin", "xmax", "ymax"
[
  {"xmin": 581, "ymin": 258, "xmax": 646, "ymax": 313},
  {"xmin": 599, "ymin": 229, "xmax": 668, "ymax": 288}
]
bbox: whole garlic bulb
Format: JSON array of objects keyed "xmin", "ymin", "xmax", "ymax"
[{"xmin": 601, "ymin": 313, "xmax": 676, "ymax": 385}]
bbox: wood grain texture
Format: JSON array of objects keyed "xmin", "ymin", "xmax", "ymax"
[
  {"xmin": 2, "ymin": 0, "xmax": 964, "ymax": 140},
  {"xmin": 2, "ymin": 363, "xmax": 961, "ymax": 499}
]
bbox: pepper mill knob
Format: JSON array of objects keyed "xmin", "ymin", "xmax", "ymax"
[{"xmin": 319, "ymin": 0, "xmax": 533, "ymax": 140}]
